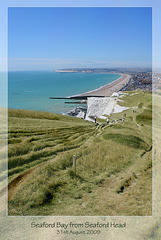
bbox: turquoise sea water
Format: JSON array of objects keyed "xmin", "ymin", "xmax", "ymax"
[{"xmin": 8, "ymin": 71, "xmax": 121, "ymax": 114}]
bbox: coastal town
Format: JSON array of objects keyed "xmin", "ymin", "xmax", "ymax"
[
  {"xmin": 120, "ymin": 72, "xmax": 152, "ymax": 92},
  {"xmin": 153, "ymin": 71, "xmax": 161, "ymax": 93}
]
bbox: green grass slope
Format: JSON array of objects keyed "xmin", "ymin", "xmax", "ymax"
[{"xmin": 8, "ymin": 92, "xmax": 152, "ymax": 216}]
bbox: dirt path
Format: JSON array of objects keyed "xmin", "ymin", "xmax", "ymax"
[{"xmin": 8, "ymin": 164, "xmax": 41, "ymax": 201}]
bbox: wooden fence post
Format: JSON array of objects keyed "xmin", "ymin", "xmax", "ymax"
[{"xmin": 73, "ymin": 155, "xmax": 76, "ymax": 174}]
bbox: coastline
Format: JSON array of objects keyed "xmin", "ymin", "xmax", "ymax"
[
  {"xmin": 8, "ymin": 72, "xmax": 131, "ymax": 115},
  {"xmin": 70, "ymin": 73, "xmax": 131, "ymax": 97}
]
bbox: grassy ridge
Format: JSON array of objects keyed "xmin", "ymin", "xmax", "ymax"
[
  {"xmin": 8, "ymin": 109, "xmax": 94, "ymax": 172},
  {"xmin": 8, "ymin": 92, "xmax": 152, "ymax": 216}
]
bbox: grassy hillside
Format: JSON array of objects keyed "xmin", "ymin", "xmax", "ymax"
[{"xmin": 8, "ymin": 91, "xmax": 152, "ymax": 216}]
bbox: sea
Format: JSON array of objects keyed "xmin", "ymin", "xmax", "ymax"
[{"xmin": 7, "ymin": 71, "xmax": 121, "ymax": 114}]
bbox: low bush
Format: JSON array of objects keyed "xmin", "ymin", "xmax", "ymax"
[
  {"xmin": 103, "ymin": 133, "xmax": 148, "ymax": 149},
  {"xmin": 136, "ymin": 109, "xmax": 152, "ymax": 124}
]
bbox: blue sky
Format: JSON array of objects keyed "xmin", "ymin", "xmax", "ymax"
[
  {"xmin": 0, "ymin": 0, "xmax": 161, "ymax": 71},
  {"xmin": 7, "ymin": 7, "xmax": 152, "ymax": 70}
]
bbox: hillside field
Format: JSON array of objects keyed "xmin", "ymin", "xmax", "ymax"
[{"xmin": 8, "ymin": 91, "xmax": 152, "ymax": 216}]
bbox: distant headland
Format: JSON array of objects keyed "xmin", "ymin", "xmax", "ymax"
[{"xmin": 55, "ymin": 67, "xmax": 152, "ymax": 74}]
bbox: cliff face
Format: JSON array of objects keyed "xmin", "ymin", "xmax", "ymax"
[{"xmin": 85, "ymin": 95, "xmax": 129, "ymax": 120}]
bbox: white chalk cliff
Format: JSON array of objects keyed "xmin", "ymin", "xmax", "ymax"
[{"xmin": 84, "ymin": 94, "xmax": 129, "ymax": 121}]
